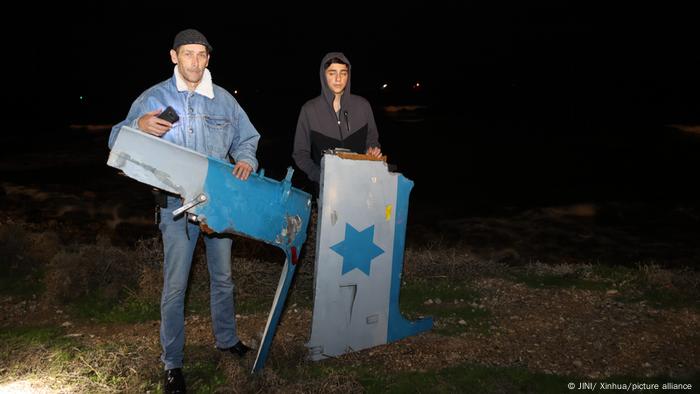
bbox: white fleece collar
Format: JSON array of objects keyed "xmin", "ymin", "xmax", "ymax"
[{"xmin": 174, "ymin": 65, "xmax": 215, "ymax": 99}]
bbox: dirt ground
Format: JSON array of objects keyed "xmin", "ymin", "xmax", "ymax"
[
  {"xmin": 1, "ymin": 260, "xmax": 698, "ymax": 392},
  {"xmin": 1, "ymin": 200, "xmax": 699, "ymax": 392}
]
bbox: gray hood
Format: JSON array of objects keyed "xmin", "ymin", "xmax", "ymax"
[
  {"xmin": 293, "ymin": 51, "xmax": 380, "ymax": 185},
  {"xmin": 320, "ymin": 52, "xmax": 351, "ymax": 108}
]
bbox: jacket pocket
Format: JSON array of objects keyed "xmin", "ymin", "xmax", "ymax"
[
  {"xmin": 204, "ymin": 115, "xmax": 231, "ymax": 130},
  {"xmin": 204, "ymin": 116, "xmax": 232, "ymax": 159}
]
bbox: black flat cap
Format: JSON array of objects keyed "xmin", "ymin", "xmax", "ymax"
[{"xmin": 173, "ymin": 29, "xmax": 213, "ymax": 52}]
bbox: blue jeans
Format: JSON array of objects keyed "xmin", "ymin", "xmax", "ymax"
[{"xmin": 159, "ymin": 197, "xmax": 239, "ymax": 370}]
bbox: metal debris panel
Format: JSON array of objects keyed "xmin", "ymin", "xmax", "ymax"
[
  {"xmin": 108, "ymin": 126, "xmax": 311, "ymax": 373},
  {"xmin": 307, "ymin": 153, "xmax": 432, "ymax": 361}
]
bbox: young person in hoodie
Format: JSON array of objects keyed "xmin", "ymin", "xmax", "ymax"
[
  {"xmin": 293, "ymin": 52, "xmax": 382, "ymax": 194},
  {"xmin": 108, "ymin": 29, "xmax": 256, "ymax": 394}
]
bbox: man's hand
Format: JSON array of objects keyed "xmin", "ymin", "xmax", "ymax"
[
  {"xmin": 232, "ymin": 161, "xmax": 253, "ymax": 180},
  {"xmin": 366, "ymin": 146, "xmax": 382, "ymax": 158},
  {"xmin": 137, "ymin": 109, "xmax": 173, "ymax": 137}
]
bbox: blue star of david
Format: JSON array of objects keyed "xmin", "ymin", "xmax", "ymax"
[{"xmin": 330, "ymin": 223, "xmax": 385, "ymax": 276}]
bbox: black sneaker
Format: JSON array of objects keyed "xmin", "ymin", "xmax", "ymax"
[
  {"xmin": 218, "ymin": 340, "xmax": 252, "ymax": 357},
  {"xmin": 164, "ymin": 368, "xmax": 186, "ymax": 394}
]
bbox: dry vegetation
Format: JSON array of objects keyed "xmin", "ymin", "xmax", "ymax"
[{"xmin": 1, "ymin": 206, "xmax": 699, "ymax": 393}]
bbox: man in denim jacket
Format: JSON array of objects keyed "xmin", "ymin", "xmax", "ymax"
[{"xmin": 109, "ymin": 28, "xmax": 257, "ymax": 394}]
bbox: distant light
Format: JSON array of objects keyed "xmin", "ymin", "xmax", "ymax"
[
  {"xmin": 79, "ymin": 96, "xmax": 84, "ymax": 101},
  {"xmin": 234, "ymin": 90, "xmax": 238, "ymax": 95},
  {"xmin": 414, "ymin": 82, "xmax": 421, "ymax": 88},
  {"xmin": 381, "ymin": 83, "xmax": 388, "ymax": 89}
]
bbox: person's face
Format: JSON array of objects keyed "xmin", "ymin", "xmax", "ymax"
[
  {"xmin": 170, "ymin": 44, "xmax": 210, "ymax": 85},
  {"xmin": 325, "ymin": 63, "xmax": 349, "ymax": 95}
]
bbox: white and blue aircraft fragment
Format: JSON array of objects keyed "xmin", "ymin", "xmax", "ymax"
[
  {"xmin": 107, "ymin": 126, "xmax": 311, "ymax": 373},
  {"xmin": 306, "ymin": 152, "xmax": 433, "ymax": 361}
]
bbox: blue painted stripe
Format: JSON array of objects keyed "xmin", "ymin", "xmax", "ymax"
[
  {"xmin": 387, "ymin": 175, "xmax": 433, "ymax": 342},
  {"xmin": 252, "ymin": 256, "xmax": 297, "ymax": 373}
]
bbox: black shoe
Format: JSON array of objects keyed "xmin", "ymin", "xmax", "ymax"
[
  {"xmin": 218, "ymin": 340, "xmax": 252, "ymax": 357},
  {"xmin": 164, "ymin": 368, "xmax": 186, "ymax": 394}
]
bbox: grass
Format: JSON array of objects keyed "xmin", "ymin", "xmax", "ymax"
[
  {"xmin": 507, "ymin": 263, "xmax": 699, "ymax": 310},
  {"xmin": 2, "ymin": 220, "xmax": 698, "ymax": 392},
  {"xmin": 593, "ymin": 264, "xmax": 699, "ymax": 309},
  {"xmin": 182, "ymin": 359, "xmax": 227, "ymax": 394},
  {"xmin": 0, "ymin": 225, "xmax": 45, "ymax": 297},
  {"xmin": 271, "ymin": 360, "xmax": 697, "ymax": 393},
  {"xmin": 69, "ymin": 290, "xmax": 160, "ymax": 323},
  {"xmin": 616, "ymin": 284, "xmax": 699, "ymax": 309},
  {"xmin": 511, "ymin": 271, "xmax": 609, "ymax": 291},
  {"xmin": 4, "ymin": 324, "xmax": 696, "ymax": 393},
  {"xmin": 399, "ymin": 278, "xmax": 490, "ymax": 335},
  {"xmin": 357, "ymin": 362, "xmax": 571, "ymax": 393},
  {"xmin": 591, "ymin": 264, "xmax": 635, "ymax": 283},
  {"xmin": 236, "ymin": 295, "xmax": 272, "ymax": 315},
  {"xmin": 355, "ymin": 363, "xmax": 700, "ymax": 394},
  {"xmin": 0, "ymin": 267, "xmax": 44, "ymax": 297},
  {"xmin": 0, "ymin": 326, "xmax": 158, "ymax": 393},
  {"xmin": 0, "ymin": 326, "xmax": 79, "ymax": 376},
  {"xmin": 0, "ymin": 326, "xmax": 73, "ymax": 349}
]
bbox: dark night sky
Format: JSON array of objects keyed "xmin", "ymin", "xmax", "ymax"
[
  {"xmin": 3, "ymin": 3, "xmax": 699, "ymax": 211},
  {"xmin": 17, "ymin": 3, "xmax": 699, "ymax": 128}
]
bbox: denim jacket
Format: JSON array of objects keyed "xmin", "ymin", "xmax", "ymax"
[{"xmin": 108, "ymin": 70, "xmax": 259, "ymax": 170}]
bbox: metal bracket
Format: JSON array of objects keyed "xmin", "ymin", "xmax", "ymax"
[{"xmin": 172, "ymin": 194, "xmax": 207, "ymax": 217}]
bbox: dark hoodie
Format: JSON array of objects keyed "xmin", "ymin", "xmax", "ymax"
[{"xmin": 293, "ymin": 52, "xmax": 380, "ymax": 183}]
